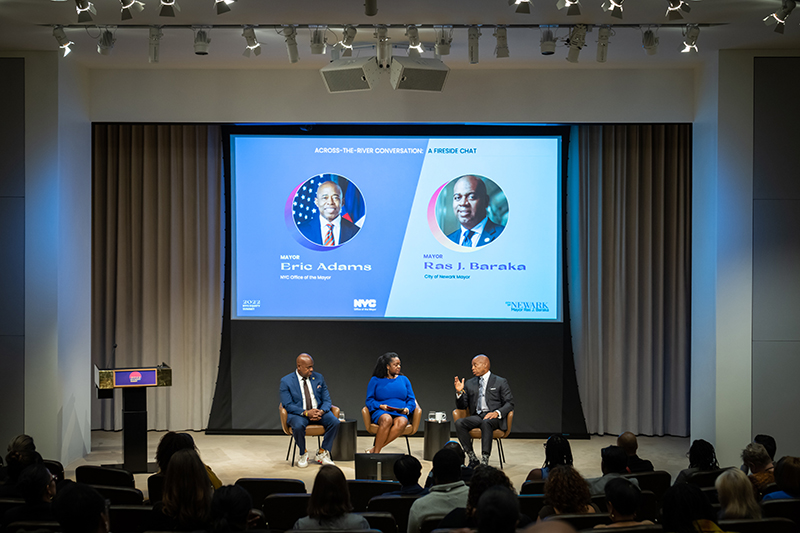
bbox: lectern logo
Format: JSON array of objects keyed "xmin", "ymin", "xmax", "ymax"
[{"xmin": 129, "ymin": 371, "xmax": 142, "ymax": 383}]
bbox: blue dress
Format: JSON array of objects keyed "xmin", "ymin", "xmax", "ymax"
[{"xmin": 366, "ymin": 375, "xmax": 417, "ymax": 424}]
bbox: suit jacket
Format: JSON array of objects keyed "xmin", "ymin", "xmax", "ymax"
[
  {"xmin": 456, "ymin": 373, "xmax": 514, "ymax": 431},
  {"xmin": 447, "ymin": 219, "xmax": 504, "ymax": 247},
  {"xmin": 280, "ymin": 371, "xmax": 332, "ymax": 416},
  {"xmin": 298, "ymin": 216, "xmax": 360, "ymax": 246}
]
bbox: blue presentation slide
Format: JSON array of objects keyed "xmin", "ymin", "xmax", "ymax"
[{"xmin": 231, "ymin": 134, "xmax": 561, "ymax": 321}]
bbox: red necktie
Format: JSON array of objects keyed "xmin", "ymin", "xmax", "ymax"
[{"xmin": 324, "ymin": 224, "xmax": 334, "ymax": 246}]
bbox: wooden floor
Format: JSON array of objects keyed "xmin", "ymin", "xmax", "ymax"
[{"xmin": 66, "ymin": 431, "xmax": 691, "ymax": 498}]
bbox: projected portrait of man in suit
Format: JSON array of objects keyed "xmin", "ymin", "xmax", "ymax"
[
  {"xmin": 294, "ymin": 175, "xmax": 365, "ymax": 247},
  {"xmin": 436, "ymin": 175, "xmax": 507, "ymax": 248}
]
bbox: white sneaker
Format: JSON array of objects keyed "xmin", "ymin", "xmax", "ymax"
[
  {"xmin": 297, "ymin": 452, "xmax": 309, "ymax": 468},
  {"xmin": 315, "ymin": 449, "xmax": 335, "ymax": 466}
]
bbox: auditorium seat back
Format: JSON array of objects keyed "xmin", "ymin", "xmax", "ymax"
[
  {"xmin": 367, "ymin": 494, "xmax": 422, "ymax": 533},
  {"xmin": 347, "ymin": 480, "xmax": 401, "ymax": 512},
  {"xmin": 549, "ymin": 512, "xmax": 611, "ymax": 529},
  {"xmin": 234, "ymin": 477, "xmax": 306, "ymax": 509},
  {"xmin": 762, "ymin": 498, "xmax": 800, "ymax": 525},
  {"xmin": 42, "ymin": 460, "xmax": 64, "ymax": 484},
  {"xmin": 623, "ymin": 470, "xmax": 671, "ymax": 504},
  {"xmin": 108, "ymin": 504, "xmax": 154, "ymax": 533},
  {"xmin": 76, "ymin": 465, "xmax": 135, "ymax": 488},
  {"xmin": 517, "ymin": 495, "xmax": 547, "ymax": 521},
  {"xmin": 262, "ymin": 493, "xmax": 311, "ymax": 532},
  {"xmin": 719, "ymin": 517, "xmax": 797, "ymax": 533},
  {"xmin": 355, "ymin": 511, "xmax": 398, "ymax": 533},
  {"xmin": 91, "ymin": 484, "xmax": 144, "ymax": 505},
  {"xmin": 685, "ymin": 468, "xmax": 729, "ymax": 488},
  {"xmin": 520, "ymin": 480, "xmax": 546, "ymax": 495}
]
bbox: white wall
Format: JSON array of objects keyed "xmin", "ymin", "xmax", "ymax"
[{"xmin": 89, "ymin": 67, "xmax": 694, "ymax": 123}]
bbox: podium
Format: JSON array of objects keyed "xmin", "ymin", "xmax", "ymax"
[{"xmin": 95, "ymin": 364, "xmax": 172, "ymax": 473}]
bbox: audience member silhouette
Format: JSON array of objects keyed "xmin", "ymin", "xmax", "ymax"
[
  {"xmin": 594, "ymin": 477, "xmax": 653, "ymax": 529},
  {"xmin": 52, "ymin": 482, "xmax": 109, "ymax": 533},
  {"xmin": 2, "ymin": 463, "xmax": 57, "ymax": 528},
  {"xmin": 741, "ymin": 442, "xmax": 774, "ymax": 497},
  {"xmin": 527, "ymin": 435, "xmax": 573, "ymax": 481},
  {"xmin": 149, "ymin": 448, "xmax": 213, "ymax": 531},
  {"xmin": 424, "ymin": 441, "xmax": 473, "ymax": 488},
  {"xmin": 153, "ymin": 431, "xmax": 222, "ymax": 490},
  {"xmin": 293, "ymin": 465, "xmax": 369, "ymax": 530},
  {"xmin": 538, "ymin": 465, "xmax": 599, "ymax": 520},
  {"xmin": 586, "ymin": 446, "xmax": 639, "ymax": 495},
  {"xmin": 661, "ymin": 483, "xmax": 721, "ymax": 533},
  {"xmin": 476, "ymin": 485, "xmax": 519, "ymax": 533},
  {"xmin": 674, "ymin": 439, "xmax": 720, "ymax": 485},
  {"xmin": 715, "ymin": 468, "xmax": 761, "ymax": 520},
  {"xmin": 210, "ymin": 484, "xmax": 265, "ymax": 533},
  {"xmin": 408, "ymin": 448, "xmax": 469, "ymax": 533},
  {"xmin": 384, "ymin": 455, "xmax": 428, "ymax": 496},
  {"xmin": 762, "ymin": 456, "xmax": 800, "ymax": 501},
  {"xmin": 616, "ymin": 432, "xmax": 654, "ymax": 473}
]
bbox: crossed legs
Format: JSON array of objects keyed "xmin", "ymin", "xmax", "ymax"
[{"xmin": 369, "ymin": 414, "xmax": 408, "ymax": 453}]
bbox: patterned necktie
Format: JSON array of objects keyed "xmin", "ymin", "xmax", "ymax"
[
  {"xmin": 303, "ymin": 378, "xmax": 313, "ymax": 410},
  {"xmin": 462, "ymin": 229, "xmax": 474, "ymax": 247},
  {"xmin": 477, "ymin": 376, "xmax": 486, "ymax": 413},
  {"xmin": 324, "ymin": 224, "xmax": 334, "ymax": 246}
]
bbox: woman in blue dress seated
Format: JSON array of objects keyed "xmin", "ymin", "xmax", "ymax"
[{"xmin": 366, "ymin": 352, "xmax": 417, "ymax": 454}]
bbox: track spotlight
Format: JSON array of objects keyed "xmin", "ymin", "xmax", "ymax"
[
  {"xmin": 566, "ymin": 24, "xmax": 587, "ymax": 63},
  {"xmin": 557, "ymin": 0, "xmax": 581, "ymax": 16},
  {"xmin": 764, "ymin": 0, "xmax": 796, "ymax": 33},
  {"xmin": 641, "ymin": 27, "xmax": 658, "ymax": 55},
  {"xmin": 509, "ymin": 0, "xmax": 532, "ymax": 14},
  {"xmin": 242, "ymin": 26, "xmax": 260, "ymax": 57},
  {"xmin": 434, "ymin": 26, "xmax": 453, "ymax": 55},
  {"xmin": 148, "ymin": 26, "xmax": 162, "ymax": 63},
  {"xmin": 310, "ymin": 25, "xmax": 327, "ymax": 54},
  {"xmin": 159, "ymin": 0, "xmax": 179, "ymax": 17},
  {"xmin": 681, "ymin": 24, "xmax": 699, "ymax": 53},
  {"xmin": 375, "ymin": 25, "xmax": 391, "ymax": 68},
  {"xmin": 97, "ymin": 27, "xmax": 116, "ymax": 55},
  {"xmin": 601, "ymin": 0, "xmax": 623, "ymax": 19},
  {"xmin": 540, "ymin": 25, "xmax": 557, "ymax": 55},
  {"xmin": 193, "ymin": 27, "xmax": 211, "ymax": 55},
  {"xmin": 666, "ymin": 0, "xmax": 690, "ymax": 21},
  {"xmin": 365, "ymin": 0, "xmax": 377, "ymax": 16},
  {"xmin": 596, "ymin": 25, "xmax": 611, "ymax": 62},
  {"xmin": 53, "ymin": 26, "xmax": 74, "ymax": 57},
  {"xmin": 406, "ymin": 26, "xmax": 423, "ymax": 58},
  {"xmin": 215, "ymin": 0, "xmax": 235, "ymax": 15},
  {"xmin": 120, "ymin": 0, "xmax": 144, "ymax": 20},
  {"xmin": 468, "ymin": 26, "xmax": 481, "ymax": 64},
  {"xmin": 75, "ymin": 0, "xmax": 96, "ymax": 23},
  {"xmin": 283, "ymin": 26, "xmax": 299, "ymax": 63},
  {"xmin": 334, "ymin": 25, "xmax": 357, "ymax": 57},
  {"xmin": 494, "ymin": 27, "xmax": 509, "ymax": 58}
]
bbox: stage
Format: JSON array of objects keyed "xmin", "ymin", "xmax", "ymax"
[{"xmin": 66, "ymin": 431, "xmax": 692, "ymax": 498}]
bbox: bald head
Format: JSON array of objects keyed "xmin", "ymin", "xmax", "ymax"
[
  {"xmin": 315, "ymin": 181, "xmax": 343, "ymax": 222},
  {"xmin": 296, "ymin": 353, "xmax": 314, "ymax": 378},
  {"xmin": 471, "ymin": 355, "xmax": 490, "ymax": 377},
  {"xmin": 617, "ymin": 432, "xmax": 638, "ymax": 456}
]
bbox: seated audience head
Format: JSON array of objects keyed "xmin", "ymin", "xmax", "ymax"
[
  {"xmin": 774, "ymin": 456, "xmax": 800, "ymax": 496},
  {"xmin": 603, "ymin": 477, "xmax": 640, "ymax": 520},
  {"xmin": 543, "ymin": 434, "xmax": 573, "ymax": 469},
  {"xmin": 432, "ymin": 448, "xmax": 462, "ymax": 485},
  {"xmin": 7, "ymin": 434, "xmax": 36, "ymax": 457},
  {"xmin": 687, "ymin": 439, "xmax": 719, "ymax": 471},
  {"xmin": 372, "ymin": 352, "xmax": 400, "ymax": 378},
  {"xmin": 544, "ymin": 465, "xmax": 592, "ymax": 515},
  {"xmin": 210, "ymin": 485, "xmax": 253, "ymax": 533},
  {"xmin": 715, "ymin": 468, "xmax": 761, "ymax": 520},
  {"xmin": 52, "ymin": 482, "xmax": 109, "ymax": 533},
  {"xmin": 466, "ymin": 465, "xmax": 515, "ymax": 517},
  {"xmin": 522, "ymin": 522, "xmax": 577, "ymax": 533},
  {"xmin": 754, "ymin": 434, "xmax": 777, "ymax": 461},
  {"xmin": 477, "ymin": 485, "xmax": 519, "ymax": 533},
  {"xmin": 308, "ymin": 465, "xmax": 352, "ymax": 520},
  {"xmin": 6, "ymin": 449, "xmax": 43, "ymax": 484},
  {"xmin": 443, "ymin": 441, "xmax": 466, "ymax": 466},
  {"xmin": 163, "ymin": 448, "xmax": 213, "ymax": 529},
  {"xmin": 155, "ymin": 431, "xmax": 195, "ymax": 472},
  {"xmin": 661, "ymin": 483, "xmax": 716, "ymax": 533},
  {"xmin": 616, "ymin": 432, "xmax": 639, "ymax": 457},
  {"xmin": 394, "ymin": 455, "xmax": 423, "ymax": 488},
  {"xmin": 601, "ymin": 445, "xmax": 628, "ymax": 475},
  {"xmin": 17, "ymin": 463, "xmax": 57, "ymax": 504},
  {"xmin": 741, "ymin": 442, "xmax": 772, "ymax": 473}
]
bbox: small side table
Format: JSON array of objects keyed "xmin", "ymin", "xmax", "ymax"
[
  {"xmin": 423, "ymin": 419, "xmax": 451, "ymax": 460},
  {"xmin": 332, "ymin": 419, "xmax": 357, "ymax": 461}
]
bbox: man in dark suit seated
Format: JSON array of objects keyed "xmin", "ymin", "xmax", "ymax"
[
  {"xmin": 617, "ymin": 432, "xmax": 654, "ymax": 473},
  {"xmin": 446, "ymin": 175, "xmax": 504, "ymax": 247},
  {"xmin": 454, "ymin": 354, "xmax": 514, "ymax": 467},
  {"xmin": 279, "ymin": 353, "xmax": 340, "ymax": 468},
  {"xmin": 297, "ymin": 181, "xmax": 360, "ymax": 246}
]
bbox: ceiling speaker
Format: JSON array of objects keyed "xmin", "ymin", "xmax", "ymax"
[
  {"xmin": 320, "ymin": 57, "xmax": 381, "ymax": 93},
  {"xmin": 389, "ymin": 56, "xmax": 449, "ymax": 92}
]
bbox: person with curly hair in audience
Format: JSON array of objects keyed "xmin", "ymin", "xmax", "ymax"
[
  {"xmin": 714, "ymin": 468, "xmax": 760, "ymax": 520},
  {"xmin": 538, "ymin": 465, "xmax": 599, "ymax": 521},
  {"xmin": 294, "ymin": 465, "xmax": 369, "ymax": 530},
  {"xmin": 762, "ymin": 456, "xmax": 800, "ymax": 501},
  {"xmin": 477, "ymin": 485, "xmax": 520, "ymax": 533},
  {"xmin": 661, "ymin": 483, "xmax": 730, "ymax": 533},
  {"xmin": 527, "ymin": 435, "xmax": 573, "ymax": 481},
  {"xmin": 148, "ymin": 448, "xmax": 213, "ymax": 531},
  {"xmin": 594, "ymin": 477, "xmax": 653, "ymax": 529},
  {"xmin": 2, "ymin": 464, "xmax": 57, "ymax": 527},
  {"xmin": 674, "ymin": 439, "xmax": 720, "ymax": 485},
  {"xmin": 440, "ymin": 465, "xmax": 531, "ymax": 529},
  {"xmin": 740, "ymin": 442, "xmax": 774, "ymax": 498}
]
